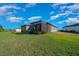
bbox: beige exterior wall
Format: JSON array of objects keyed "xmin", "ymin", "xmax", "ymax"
[
  {"xmin": 48, "ymin": 24, "xmax": 57, "ymax": 32},
  {"xmin": 50, "ymin": 25, "xmax": 57, "ymax": 32},
  {"xmin": 41, "ymin": 23, "xmax": 48, "ymax": 32}
]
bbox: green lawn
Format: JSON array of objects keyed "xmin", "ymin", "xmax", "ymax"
[{"xmin": 0, "ymin": 31, "xmax": 79, "ymax": 56}]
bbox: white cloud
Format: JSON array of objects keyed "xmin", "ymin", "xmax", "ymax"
[
  {"xmin": 7, "ymin": 17, "xmax": 24, "ymax": 22},
  {"xmin": 67, "ymin": 4, "xmax": 79, "ymax": 11},
  {"xmin": 59, "ymin": 4, "xmax": 79, "ymax": 12},
  {"xmin": 50, "ymin": 3, "xmax": 79, "ymax": 26},
  {"xmin": 51, "ymin": 3, "xmax": 66, "ymax": 7},
  {"xmin": 51, "ymin": 3, "xmax": 79, "ymax": 13},
  {"xmin": 50, "ymin": 13, "xmax": 68, "ymax": 20},
  {"xmin": 50, "ymin": 10, "xmax": 74, "ymax": 20},
  {"xmin": 50, "ymin": 15, "xmax": 59, "ymax": 20},
  {"xmin": 28, "ymin": 16, "xmax": 42, "ymax": 22},
  {"xmin": 51, "ymin": 3, "xmax": 67, "ymax": 9},
  {"xmin": 0, "ymin": 5, "xmax": 21, "ymax": 10},
  {"xmin": 50, "ymin": 4, "xmax": 79, "ymax": 25},
  {"xmin": 0, "ymin": 6, "xmax": 8, "ymax": 15},
  {"xmin": 65, "ymin": 18, "xmax": 79, "ymax": 24},
  {"xmin": 51, "ymin": 3, "xmax": 60, "ymax": 7},
  {"xmin": 0, "ymin": 5, "xmax": 21, "ymax": 16},
  {"xmin": 57, "ymin": 21, "xmax": 64, "ymax": 24},
  {"xmin": 57, "ymin": 18, "xmax": 79, "ymax": 25},
  {"xmin": 26, "ymin": 3, "xmax": 37, "ymax": 8},
  {"xmin": 60, "ymin": 5, "xmax": 67, "ymax": 12}
]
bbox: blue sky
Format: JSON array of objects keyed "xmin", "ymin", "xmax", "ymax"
[{"xmin": 0, "ymin": 3, "xmax": 79, "ymax": 30}]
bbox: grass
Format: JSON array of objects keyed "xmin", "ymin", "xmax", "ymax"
[{"xmin": 0, "ymin": 31, "xmax": 79, "ymax": 56}]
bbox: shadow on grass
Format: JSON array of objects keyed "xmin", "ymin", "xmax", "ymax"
[
  {"xmin": 60, "ymin": 30, "xmax": 79, "ymax": 34},
  {"xmin": 15, "ymin": 32, "xmax": 46, "ymax": 35}
]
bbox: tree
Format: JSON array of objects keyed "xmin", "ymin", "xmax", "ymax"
[{"xmin": 0, "ymin": 25, "xmax": 4, "ymax": 31}]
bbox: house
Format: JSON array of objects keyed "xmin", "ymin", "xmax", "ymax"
[
  {"xmin": 62, "ymin": 23, "xmax": 79, "ymax": 32},
  {"xmin": 16, "ymin": 28, "xmax": 21, "ymax": 32},
  {"xmin": 30, "ymin": 21, "xmax": 57, "ymax": 33},
  {"xmin": 21, "ymin": 24, "xmax": 31, "ymax": 33},
  {"xmin": 21, "ymin": 21, "xmax": 57, "ymax": 33}
]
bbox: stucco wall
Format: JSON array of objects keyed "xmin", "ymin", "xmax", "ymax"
[{"xmin": 48, "ymin": 24, "xmax": 57, "ymax": 32}]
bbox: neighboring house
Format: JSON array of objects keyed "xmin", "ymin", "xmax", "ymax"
[
  {"xmin": 16, "ymin": 28, "xmax": 21, "ymax": 32},
  {"xmin": 21, "ymin": 21, "xmax": 57, "ymax": 33},
  {"xmin": 62, "ymin": 23, "xmax": 79, "ymax": 32}
]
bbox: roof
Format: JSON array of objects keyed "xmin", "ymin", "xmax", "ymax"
[
  {"xmin": 31, "ymin": 20, "xmax": 57, "ymax": 28},
  {"xmin": 47, "ymin": 22, "xmax": 56, "ymax": 27},
  {"xmin": 21, "ymin": 24, "xmax": 31, "ymax": 27},
  {"xmin": 21, "ymin": 20, "xmax": 57, "ymax": 28},
  {"xmin": 63, "ymin": 23, "xmax": 79, "ymax": 28},
  {"xmin": 31, "ymin": 20, "xmax": 42, "ymax": 24}
]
